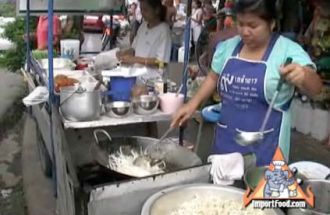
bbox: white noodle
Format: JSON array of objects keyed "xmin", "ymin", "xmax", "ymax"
[
  {"xmin": 169, "ymin": 195, "xmax": 265, "ymax": 215},
  {"xmin": 108, "ymin": 147, "xmax": 165, "ymax": 177}
]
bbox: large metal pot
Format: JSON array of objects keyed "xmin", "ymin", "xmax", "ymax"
[
  {"xmin": 60, "ymin": 86, "xmax": 101, "ymax": 121},
  {"xmin": 287, "ymin": 180, "xmax": 330, "ymax": 215},
  {"xmin": 90, "ymin": 129, "xmax": 202, "ymax": 178},
  {"xmin": 141, "ymin": 184, "xmax": 284, "ymax": 215}
]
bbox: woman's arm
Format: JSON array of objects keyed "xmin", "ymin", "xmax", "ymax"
[
  {"xmin": 116, "ymin": 48, "xmax": 135, "ymax": 58},
  {"xmin": 171, "ymin": 71, "xmax": 218, "ymax": 127},
  {"xmin": 118, "ymin": 55, "xmax": 159, "ymax": 67},
  {"xmin": 280, "ymin": 64, "xmax": 322, "ymax": 98}
]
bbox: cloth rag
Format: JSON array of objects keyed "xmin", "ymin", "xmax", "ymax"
[{"xmin": 207, "ymin": 152, "xmax": 244, "ymax": 185}]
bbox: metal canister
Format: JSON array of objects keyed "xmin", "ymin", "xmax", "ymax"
[{"xmin": 154, "ymin": 79, "xmax": 165, "ymax": 95}]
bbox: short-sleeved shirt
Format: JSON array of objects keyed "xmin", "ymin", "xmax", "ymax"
[
  {"xmin": 211, "ymin": 35, "xmax": 315, "ymax": 159},
  {"xmin": 132, "ymin": 21, "xmax": 172, "ymax": 80},
  {"xmin": 132, "ymin": 21, "xmax": 172, "ymax": 63},
  {"xmin": 36, "ymin": 16, "xmax": 61, "ymax": 50}
]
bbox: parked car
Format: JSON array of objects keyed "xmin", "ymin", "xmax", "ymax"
[{"xmin": 83, "ymin": 15, "xmax": 104, "ymax": 32}]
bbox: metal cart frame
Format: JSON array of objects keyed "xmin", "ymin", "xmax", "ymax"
[{"xmin": 20, "ymin": 0, "xmax": 205, "ymax": 214}]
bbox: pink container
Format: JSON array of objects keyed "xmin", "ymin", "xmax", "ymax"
[{"xmin": 158, "ymin": 93, "xmax": 184, "ymax": 114}]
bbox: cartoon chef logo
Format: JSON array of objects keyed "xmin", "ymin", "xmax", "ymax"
[
  {"xmin": 264, "ymin": 160, "xmax": 297, "ymax": 198},
  {"xmin": 243, "ymin": 147, "xmax": 315, "ymax": 209}
]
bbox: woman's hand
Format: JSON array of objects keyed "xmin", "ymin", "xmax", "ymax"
[
  {"xmin": 118, "ymin": 55, "xmax": 136, "ymax": 65},
  {"xmin": 171, "ymin": 102, "xmax": 197, "ymax": 128},
  {"xmin": 280, "ymin": 63, "xmax": 323, "ymax": 97},
  {"xmin": 280, "ymin": 63, "xmax": 307, "ymax": 88}
]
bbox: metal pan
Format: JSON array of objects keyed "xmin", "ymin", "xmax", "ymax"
[{"xmin": 90, "ymin": 129, "xmax": 202, "ymax": 178}]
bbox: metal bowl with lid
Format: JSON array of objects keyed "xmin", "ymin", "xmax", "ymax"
[
  {"xmin": 133, "ymin": 94, "xmax": 159, "ymax": 115},
  {"xmin": 141, "ymin": 184, "xmax": 284, "ymax": 215}
]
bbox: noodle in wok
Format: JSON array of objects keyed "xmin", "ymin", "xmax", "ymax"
[{"xmin": 108, "ymin": 146, "xmax": 165, "ymax": 177}]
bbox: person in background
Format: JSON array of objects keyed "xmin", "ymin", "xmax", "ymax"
[
  {"xmin": 116, "ymin": 0, "xmax": 172, "ymax": 80},
  {"xmin": 279, "ymin": 0, "xmax": 302, "ymax": 41},
  {"xmin": 300, "ymin": 1, "xmax": 330, "ymax": 59},
  {"xmin": 36, "ymin": 15, "xmax": 61, "ymax": 50},
  {"xmin": 201, "ymin": 0, "xmax": 213, "ymax": 7},
  {"xmin": 191, "ymin": 0, "xmax": 203, "ymax": 58},
  {"xmin": 128, "ymin": 0, "xmax": 143, "ymax": 44},
  {"xmin": 62, "ymin": 15, "xmax": 84, "ymax": 50},
  {"xmin": 172, "ymin": 0, "xmax": 322, "ymax": 167},
  {"xmin": 196, "ymin": 3, "xmax": 217, "ymax": 67},
  {"xmin": 163, "ymin": 0, "xmax": 177, "ymax": 28}
]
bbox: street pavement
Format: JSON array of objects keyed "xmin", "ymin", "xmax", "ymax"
[
  {"xmin": 0, "ymin": 70, "xmax": 25, "ymax": 121},
  {"xmin": 0, "ymin": 69, "xmax": 27, "ymax": 215}
]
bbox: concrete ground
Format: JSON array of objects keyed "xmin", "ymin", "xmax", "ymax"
[
  {"xmin": 0, "ymin": 69, "xmax": 26, "ymax": 215},
  {"xmin": 21, "ymin": 115, "xmax": 56, "ymax": 215}
]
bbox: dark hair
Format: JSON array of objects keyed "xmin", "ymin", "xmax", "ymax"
[
  {"xmin": 140, "ymin": 0, "xmax": 167, "ymax": 22},
  {"xmin": 234, "ymin": 0, "xmax": 277, "ymax": 22},
  {"xmin": 195, "ymin": 0, "xmax": 202, "ymax": 8}
]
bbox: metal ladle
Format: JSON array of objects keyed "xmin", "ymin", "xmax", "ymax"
[
  {"xmin": 133, "ymin": 126, "xmax": 174, "ymax": 167},
  {"xmin": 235, "ymin": 57, "xmax": 293, "ymax": 146}
]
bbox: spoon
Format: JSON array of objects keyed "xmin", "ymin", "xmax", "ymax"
[
  {"xmin": 235, "ymin": 57, "xmax": 293, "ymax": 146},
  {"xmin": 175, "ymin": 84, "xmax": 183, "ymax": 97}
]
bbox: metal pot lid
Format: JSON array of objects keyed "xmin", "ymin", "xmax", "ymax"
[
  {"xmin": 141, "ymin": 183, "xmax": 283, "ymax": 215},
  {"xmin": 289, "ymin": 161, "xmax": 330, "ymax": 180}
]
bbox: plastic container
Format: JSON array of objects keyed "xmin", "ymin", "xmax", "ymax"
[
  {"xmin": 296, "ymin": 102, "xmax": 312, "ymax": 135},
  {"xmin": 178, "ymin": 46, "xmax": 185, "ymax": 63},
  {"xmin": 293, "ymin": 99, "xmax": 302, "ymax": 130},
  {"xmin": 290, "ymin": 98, "xmax": 298, "ymax": 129},
  {"xmin": 107, "ymin": 76, "xmax": 137, "ymax": 102},
  {"xmin": 310, "ymin": 107, "xmax": 329, "ymax": 141},
  {"xmin": 60, "ymin": 39, "xmax": 80, "ymax": 61},
  {"xmin": 158, "ymin": 93, "xmax": 184, "ymax": 114}
]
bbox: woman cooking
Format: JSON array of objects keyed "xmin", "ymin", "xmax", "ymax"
[
  {"xmin": 116, "ymin": 0, "xmax": 172, "ymax": 80},
  {"xmin": 171, "ymin": 0, "xmax": 322, "ymax": 167}
]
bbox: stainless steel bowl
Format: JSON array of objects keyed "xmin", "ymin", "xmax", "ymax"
[
  {"xmin": 133, "ymin": 94, "xmax": 159, "ymax": 115},
  {"xmin": 141, "ymin": 184, "xmax": 284, "ymax": 215},
  {"xmin": 287, "ymin": 180, "xmax": 330, "ymax": 215},
  {"xmin": 106, "ymin": 101, "xmax": 132, "ymax": 118}
]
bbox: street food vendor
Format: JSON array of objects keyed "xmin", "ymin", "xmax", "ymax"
[
  {"xmin": 116, "ymin": 0, "xmax": 172, "ymax": 80},
  {"xmin": 171, "ymin": 0, "xmax": 323, "ymax": 167}
]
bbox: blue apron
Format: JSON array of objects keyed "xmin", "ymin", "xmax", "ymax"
[{"xmin": 213, "ymin": 34, "xmax": 283, "ymax": 166}]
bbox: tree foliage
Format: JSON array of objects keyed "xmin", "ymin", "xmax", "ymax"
[{"xmin": 0, "ymin": 17, "xmax": 37, "ymax": 72}]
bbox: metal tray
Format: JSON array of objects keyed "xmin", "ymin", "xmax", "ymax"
[{"xmin": 141, "ymin": 184, "xmax": 284, "ymax": 215}]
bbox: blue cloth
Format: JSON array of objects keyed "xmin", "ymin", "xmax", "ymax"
[
  {"xmin": 211, "ymin": 34, "xmax": 315, "ymax": 164},
  {"xmin": 201, "ymin": 104, "xmax": 222, "ymax": 123}
]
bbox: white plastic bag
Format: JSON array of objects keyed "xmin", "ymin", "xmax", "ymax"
[{"xmin": 22, "ymin": 86, "xmax": 49, "ymax": 106}]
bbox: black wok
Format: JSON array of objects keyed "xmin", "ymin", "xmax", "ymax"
[{"xmin": 90, "ymin": 129, "xmax": 202, "ymax": 178}]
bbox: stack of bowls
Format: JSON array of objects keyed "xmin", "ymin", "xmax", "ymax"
[
  {"xmin": 105, "ymin": 101, "xmax": 132, "ymax": 118},
  {"xmin": 133, "ymin": 94, "xmax": 159, "ymax": 115}
]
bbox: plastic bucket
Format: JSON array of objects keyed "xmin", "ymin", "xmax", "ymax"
[
  {"xmin": 159, "ymin": 93, "xmax": 184, "ymax": 114},
  {"xmin": 108, "ymin": 76, "xmax": 137, "ymax": 101},
  {"xmin": 60, "ymin": 39, "xmax": 80, "ymax": 61}
]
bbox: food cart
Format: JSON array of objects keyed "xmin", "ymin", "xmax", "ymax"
[
  {"xmin": 18, "ymin": 0, "xmax": 216, "ymax": 214},
  {"xmin": 19, "ymin": 0, "xmax": 325, "ymax": 214}
]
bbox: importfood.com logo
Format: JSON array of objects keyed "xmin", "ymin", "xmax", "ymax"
[{"xmin": 243, "ymin": 147, "xmax": 315, "ymax": 209}]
